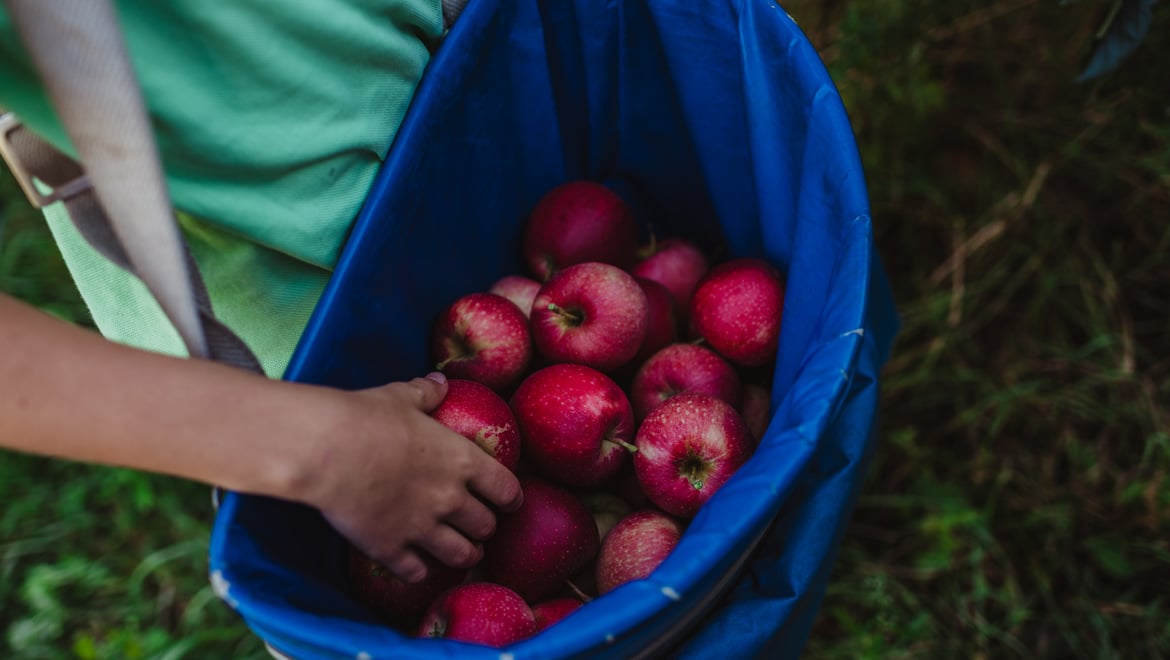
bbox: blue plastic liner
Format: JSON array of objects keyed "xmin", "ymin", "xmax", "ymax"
[{"xmin": 208, "ymin": 0, "xmax": 900, "ymax": 658}]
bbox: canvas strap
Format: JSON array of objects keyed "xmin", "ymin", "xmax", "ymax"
[
  {"xmin": 443, "ymin": 0, "xmax": 471, "ymax": 28},
  {"xmin": 1, "ymin": 0, "xmax": 262, "ymax": 373}
]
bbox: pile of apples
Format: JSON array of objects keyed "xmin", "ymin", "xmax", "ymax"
[{"xmin": 346, "ymin": 180, "xmax": 786, "ymax": 648}]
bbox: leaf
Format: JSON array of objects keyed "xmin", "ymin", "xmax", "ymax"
[
  {"xmin": 1083, "ymin": 535, "xmax": 1136, "ymax": 578},
  {"xmin": 1078, "ymin": 0, "xmax": 1159, "ymax": 81}
]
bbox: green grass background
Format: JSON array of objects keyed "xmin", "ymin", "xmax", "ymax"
[{"xmin": 2, "ymin": 1, "xmax": 1167, "ymax": 657}]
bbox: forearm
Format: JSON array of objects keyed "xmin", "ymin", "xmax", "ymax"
[{"xmin": 0, "ymin": 292, "xmax": 327, "ymax": 499}]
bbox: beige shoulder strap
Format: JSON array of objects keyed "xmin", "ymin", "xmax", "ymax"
[{"xmin": 2, "ymin": 0, "xmax": 261, "ymax": 372}]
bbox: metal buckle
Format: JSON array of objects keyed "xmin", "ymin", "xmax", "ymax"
[{"xmin": 0, "ymin": 112, "xmax": 91, "ymax": 209}]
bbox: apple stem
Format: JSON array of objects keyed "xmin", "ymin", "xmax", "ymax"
[
  {"xmin": 679, "ymin": 453, "xmax": 710, "ymax": 491},
  {"xmin": 546, "ymin": 303, "xmax": 584, "ymax": 325},
  {"xmin": 615, "ymin": 438, "xmax": 639, "ymax": 454},
  {"xmin": 437, "ymin": 335, "xmax": 476, "ymax": 370},
  {"xmin": 637, "ymin": 228, "xmax": 659, "ymax": 259},
  {"xmin": 690, "ymin": 336, "xmax": 706, "ymax": 346},
  {"xmin": 540, "ymin": 255, "xmax": 556, "ymax": 281},
  {"xmin": 565, "ymin": 579, "xmax": 594, "ymax": 603}
]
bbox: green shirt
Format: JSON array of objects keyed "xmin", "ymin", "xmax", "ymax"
[{"xmin": 0, "ymin": 1, "xmax": 444, "ymax": 377}]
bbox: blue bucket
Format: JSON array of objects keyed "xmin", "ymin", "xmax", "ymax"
[{"xmin": 209, "ymin": 1, "xmax": 899, "ymax": 657}]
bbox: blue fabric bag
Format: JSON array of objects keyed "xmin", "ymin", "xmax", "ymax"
[{"xmin": 208, "ymin": 0, "xmax": 900, "ymax": 657}]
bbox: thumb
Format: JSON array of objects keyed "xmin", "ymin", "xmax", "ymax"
[{"xmin": 405, "ymin": 371, "xmax": 450, "ymax": 412}]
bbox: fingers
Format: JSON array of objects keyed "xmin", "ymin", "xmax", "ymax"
[
  {"xmin": 445, "ymin": 493, "xmax": 497, "ymax": 541},
  {"xmin": 385, "ymin": 372, "xmax": 449, "ymax": 413},
  {"xmin": 468, "ymin": 458, "xmax": 524, "ymax": 513},
  {"xmin": 379, "ymin": 548, "xmax": 429, "ymax": 584},
  {"xmin": 416, "ymin": 524, "xmax": 483, "ymax": 570}
]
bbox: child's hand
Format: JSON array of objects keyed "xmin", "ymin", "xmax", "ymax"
[
  {"xmin": 298, "ymin": 373, "xmax": 523, "ymax": 583},
  {"xmin": 0, "ymin": 294, "xmax": 521, "ymax": 583}
]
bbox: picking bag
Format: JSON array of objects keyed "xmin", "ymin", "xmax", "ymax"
[{"xmin": 208, "ymin": 0, "xmax": 899, "ymax": 657}]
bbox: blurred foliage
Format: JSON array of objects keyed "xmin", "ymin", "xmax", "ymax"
[
  {"xmin": 0, "ymin": 170, "xmax": 90, "ymax": 326},
  {"xmin": 785, "ymin": 0, "xmax": 1170, "ymax": 657},
  {"xmin": 2, "ymin": 0, "xmax": 1168, "ymax": 657},
  {"xmin": 0, "ymin": 448, "xmax": 267, "ymax": 658}
]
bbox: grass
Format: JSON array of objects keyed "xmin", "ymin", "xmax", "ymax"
[
  {"xmin": 0, "ymin": 455, "xmax": 266, "ymax": 658},
  {"xmin": 787, "ymin": 0, "xmax": 1170, "ymax": 657},
  {"xmin": 2, "ymin": 1, "xmax": 1168, "ymax": 658}
]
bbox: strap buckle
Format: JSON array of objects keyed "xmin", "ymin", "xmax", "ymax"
[{"xmin": 0, "ymin": 112, "xmax": 91, "ymax": 209}]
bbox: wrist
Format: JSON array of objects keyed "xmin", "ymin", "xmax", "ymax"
[{"xmin": 240, "ymin": 380, "xmax": 351, "ymax": 505}]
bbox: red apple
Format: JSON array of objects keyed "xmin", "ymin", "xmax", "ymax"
[
  {"xmin": 631, "ymin": 237, "xmax": 709, "ymax": 319},
  {"xmin": 689, "ymin": 258, "xmax": 785, "ymax": 367},
  {"xmin": 481, "ymin": 476, "xmax": 601, "ymax": 602},
  {"xmin": 596, "ymin": 510, "xmax": 685, "ymax": 595},
  {"xmin": 634, "ymin": 393, "xmax": 754, "ymax": 518},
  {"xmin": 510, "ymin": 364, "xmax": 636, "ymax": 487},
  {"xmin": 522, "ymin": 181, "xmax": 639, "ymax": 280},
  {"xmin": 431, "ymin": 292, "xmax": 532, "ymax": 391},
  {"xmin": 430, "ymin": 378, "xmax": 522, "ymax": 472},
  {"xmin": 530, "ymin": 262, "xmax": 648, "ymax": 372},
  {"xmin": 631, "ymin": 277, "xmax": 678, "ymax": 365},
  {"xmin": 347, "ymin": 545, "xmax": 467, "ymax": 620},
  {"xmin": 531, "ymin": 597, "xmax": 583, "ymax": 632},
  {"xmin": 489, "ymin": 275, "xmax": 541, "ymax": 318},
  {"xmin": 740, "ymin": 384, "xmax": 772, "ymax": 446},
  {"xmin": 416, "ymin": 582, "xmax": 536, "ymax": 647},
  {"xmin": 629, "ymin": 343, "xmax": 742, "ymax": 420}
]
